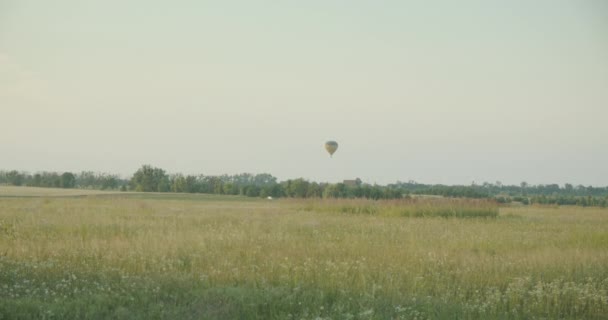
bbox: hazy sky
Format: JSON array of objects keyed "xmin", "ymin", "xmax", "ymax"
[{"xmin": 2, "ymin": 1, "xmax": 607, "ymax": 185}]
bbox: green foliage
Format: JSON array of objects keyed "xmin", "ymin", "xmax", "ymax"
[
  {"xmin": 60, "ymin": 172, "xmax": 76, "ymax": 188},
  {"xmin": 280, "ymin": 180, "xmax": 402, "ymax": 200},
  {"xmin": 285, "ymin": 178, "xmax": 311, "ymax": 198},
  {"xmin": 75, "ymin": 171, "xmax": 125, "ymax": 190},
  {"xmin": 130, "ymin": 165, "xmax": 170, "ymax": 192},
  {"xmin": 0, "ymin": 170, "xmax": 127, "ymax": 190},
  {"xmin": 301, "ymin": 198, "xmax": 499, "ymax": 218},
  {"xmin": 245, "ymin": 185, "xmax": 261, "ymax": 197},
  {"xmin": 2, "ymin": 167, "xmax": 608, "ymax": 207},
  {"xmin": 322, "ymin": 183, "xmax": 345, "ymax": 198},
  {"xmin": 529, "ymin": 195, "xmax": 608, "ymax": 207},
  {"xmin": 6, "ymin": 170, "xmax": 24, "ymax": 186}
]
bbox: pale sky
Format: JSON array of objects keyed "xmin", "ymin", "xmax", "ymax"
[{"xmin": 1, "ymin": 1, "xmax": 607, "ymax": 186}]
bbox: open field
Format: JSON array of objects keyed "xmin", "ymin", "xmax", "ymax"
[
  {"xmin": 0, "ymin": 190, "xmax": 607, "ymax": 319},
  {"xmin": 0, "ymin": 186, "xmax": 122, "ymax": 198},
  {"xmin": 0, "ymin": 186, "xmax": 251, "ymax": 202}
]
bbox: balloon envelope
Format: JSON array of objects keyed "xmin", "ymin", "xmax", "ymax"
[{"xmin": 325, "ymin": 141, "xmax": 338, "ymax": 157}]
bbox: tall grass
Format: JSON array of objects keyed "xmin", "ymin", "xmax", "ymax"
[
  {"xmin": 298, "ymin": 197, "xmax": 499, "ymax": 218},
  {"xmin": 0, "ymin": 196, "xmax": 606, "ymax": 319}
]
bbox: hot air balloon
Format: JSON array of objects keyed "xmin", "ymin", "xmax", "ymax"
[{"xmin": 325, "ymin": 141, "xmax": 338, "ymax": 157}]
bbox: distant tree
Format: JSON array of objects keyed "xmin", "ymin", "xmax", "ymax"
[
  {"xmin": 60, "ymin": 172, "xmax": 76, "ymax": 188},
  {"xmin": 306, "ymin": 182, "xmax": 323, "ymax": 198},
  {"xmin": 520, "ymin": 181, "xmax": 528, "ymax": 195},
  {"xmin": 209, "ymin": 177, "xmax": 223, "ymax": 194},
  {"xmin": 184, "ymin": 175, "xmax": 199, "ymax": 193},
  {"xmin": 6, "ymin": 170, "xmax": 24, "ymax": 186},
  {"xmin": 368, "ymin": 185, "xmax": 384, "ymax": 200},
  {"xmin": 31, "ymin": 173, "xmax": 42, "ymax": 187},
  {"xmin": 130, "ymin": 165, "xmax": 170, "ymax": 192},
  {"xmin": 253, "ymin": 173, "xmax": 277, "ymax": 186},
  {"xmin": 286, "ymin": 179, "xmax": 310, "ymax": 198},
  {"xmin": 263, "ymin": 184, "xmax": 284, "ymax": 198},
  {"xmin": 101, "ymin": 175, "xmax": 120, "ymax": 190},
  {"xmin": 323, "ymin": 183, "xmax": 347, "ymax": 198},
  {"xmin": 259, "ymin": 188, "xmax": 269, "ymax": 198},
  {"xmin": 171, "ymin": 174, "xmax": 187, "ymax": 193},
  {"xmin": 158, "ymin": 179, "xmax": 170, "ymax": 192},
  {"xmin": 245, "ymin": 185, "xmax": 260, "ymax": 197},
  {"xmin": 77, "ymin": 171, "xmax": 97, "ymax": 188},
  {"xmin": 221, "ymin": 182, "xmax": 232, "ymax": 195}
]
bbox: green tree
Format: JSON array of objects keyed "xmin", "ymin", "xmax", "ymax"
[
  {"xmin": 246, "ymin": 185, "xmax": 260, "ymax": 197},
  {"xmin": 77, "ymin": 171, "xmax": 97, "ymax": 188},
  {"xmin": 6, "ymin": 170, "xmax": 24, "ymax": 186},
  {"xmin": 286, "ymin": 179, "xmax": 310, "ymax": 198},
  {"xmin": 130, "ymin": 165, "xmax": 169, "ymax": 192},
  {"xmin": 520, "ymin": 181, "xmax": 528, "ymax": 196},
  {"xmin": 100, "ymin": 175, "xmax": 119, "ymax": 190},
  {"xmin": 171, "ymin": 174, "xmax": 187, "ymax": 193},
  {"xmin": 185, "ymin": 175, "xmax": 199, "ymax": 193},
  {"xmin": 253, "ymin": 173, "xmax": 277, "ymax": 186},
  {"xmin": 262, "ymin": 184, "xmax": 284, "ymax": 198},
  {"xmin": 306, "ymin": 182, "xmax": 323, "ymax": 198},
  {"xmin": 31, "ymin": 173, "xmax": 42, "ymax": 187},
  {"xmin": 323, "ymin": 183, "xmax": 347, "ymax": 198},
  {"xmin": 60, "ymin": 172, "xmax": 76, "ymax": 188},
  {"xmin": 223, "ymin": 182, "xmax": 239, "ymax": 195}
]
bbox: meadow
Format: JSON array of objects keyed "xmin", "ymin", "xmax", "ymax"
[{"xmin": 0, "ymin": 187, "xmax": 607, "ymax": 319}]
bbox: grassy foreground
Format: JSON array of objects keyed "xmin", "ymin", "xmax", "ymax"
[{"xmin": 0, "ymin": 193, "xmax": 607, "ymax": 319}]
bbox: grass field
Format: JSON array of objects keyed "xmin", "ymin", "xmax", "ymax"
[
  {"xmin": 0, "ymin": 187, "xmax": 607, "ymax": 319},
  {"xmin": 0, "ymin": 186, "xmax": 122, "ymax": 197}
]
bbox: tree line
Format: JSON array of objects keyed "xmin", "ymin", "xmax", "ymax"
[
  {"xmin": 1, "ymin": 166, "xmax": 607, "ymax": 206},
  {"xmin": 0, "ymin": 167, "xmax": 402, "ymax": 200},
  {"xmin": 0, "ymin": 170, "xmax": 128, "ymax": 190},
  {"xmin": 129, "ymin": 165, "xmax": 402, "ymax": 199},
  {"xmin": 390, "ymin": 181, "xmax": 608, "ymax": 207},
  {"xmin": 389, "ymin": 180, "xmax": 608, "ymax": 198}
]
